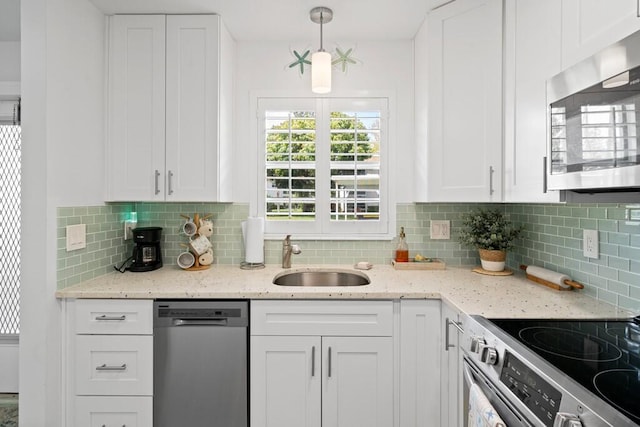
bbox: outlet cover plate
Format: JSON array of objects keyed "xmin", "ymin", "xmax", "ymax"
[
  {"xmin": 124, "ymin": 221, "xmax": 137, "ymax": 240},
  {"xmin": 66, "ymin": 224, "xmax": 86, "ymax": 251},
  {"xmin": 583, "ymin": 229, "xmax": 599, "ymax": 259},
  {"xmin": 430, "ymin": 220, "xmax": 451, "ymax": 240}
]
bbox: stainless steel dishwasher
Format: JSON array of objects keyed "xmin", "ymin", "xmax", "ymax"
[{"xmin": 153, "ymin": 300, "xmax": 248, "ymax": 427}]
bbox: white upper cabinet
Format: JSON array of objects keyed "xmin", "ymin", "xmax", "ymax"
[
  {"xmin": 503, "ymin": 0, "xmax": 562, "ymax": 202},
  {"xmin": 561, "ymin": 0, "xmax": 640, "ymax": 69},
  {"xmin": 416, "ymin": 0, "xmax": 503, "ymax": 202},
  {"xmin": 106, "ymin": 14, "xmax": 233, "ymax": 202}
]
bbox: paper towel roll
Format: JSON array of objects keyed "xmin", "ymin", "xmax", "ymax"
[
  {"xmin": 526, "ymin": 265, "xmax": 571, "ymax": 289},
  {"xmin": 242, "ymin": 217, "xmax": 264, "ymax": 264}
]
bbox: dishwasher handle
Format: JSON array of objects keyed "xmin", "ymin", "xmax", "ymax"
[{"xmin": 172, "ymin": 318, "xmax": 228, "ymax": 326}]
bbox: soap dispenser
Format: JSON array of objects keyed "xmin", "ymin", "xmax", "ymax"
[{"xmin": 395, "ymin": 226, "xmax": 409, "ymax": 262}]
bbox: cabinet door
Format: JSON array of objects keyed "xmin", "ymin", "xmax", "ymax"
[
  {"xmin": 250, "ymin": 336, "xmax": 321, "ymax": 427},
  {"xmin": 399, "ymin": 300, "xmax": 441, "ymax": 427},
  {"xmin": 426, "ymin": 0, "xmax": 503, "ymax": 202},
  {"xmin": 562, "ymin": 0, "xmax": 640, "ymax": 68},
  {"xmin": 107, "ymin": 15, "xmax": 166, "ymax": 201},
  {"xmin": 440, "ymin": 304, "xmax": 462, "ymax": 427},
  {"xmin": 503, "ymin": 0, "xmax": 562, "ymax": 202},
  {"xmin": 322, "ymin": 336, "xmax": 393, "ymax": 427},
  {"xmin": 165, "ymin": 15, "xmax": 220, "ymax": 201}
]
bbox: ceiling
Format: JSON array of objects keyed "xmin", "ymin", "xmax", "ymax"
[
  {"xmin": 87, "ymin": 0, "xmax": 429, "ymax": 41},
  {"xmin": 1, "ymin": 0, "xmax": 429, "ymax": 43}
]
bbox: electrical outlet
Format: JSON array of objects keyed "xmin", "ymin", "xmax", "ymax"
[
  {"xmin": 583, "ymin": 229, "xmax": 599, "ymax": 259},
  {"xmin": 430, "ymin": 220, "xmax": 451, "ymax": 240},
  {"xmin": 66, "ymin": 224, "xmax": 86, "ymax": 251},
  {"xmin": 124, "ymin": 221, "xmax": 137, "ymax": 240}
]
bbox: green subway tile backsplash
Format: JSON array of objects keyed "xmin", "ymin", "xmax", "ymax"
[{"xmin": 56, "ymin": 202, "xmax": 640, "ymax": 311}]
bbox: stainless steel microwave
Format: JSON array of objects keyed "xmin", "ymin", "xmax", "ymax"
[{"xmin": 547, "ymin": 30, "xmax": 640, "ymax": 193}]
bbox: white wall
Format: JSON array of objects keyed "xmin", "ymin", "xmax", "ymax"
[
  {"xmin": 0, "ymin": 41, "xmax": 20, "ymax": 82},
  {"xmin": 0, "ymin": 338, "xmax": 18, "ymax": 392},
  {"xmin": 233, "ymin": 39, "xmax": 416, "ymax": 206},
  {"xmin": 21, "ymin": 0, "xmax": 105, "ymax": 424}
]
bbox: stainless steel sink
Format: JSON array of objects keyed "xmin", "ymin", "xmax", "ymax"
[{"xmin": 273, "ymin": 269, "xmax": 371, "ymax": 287}]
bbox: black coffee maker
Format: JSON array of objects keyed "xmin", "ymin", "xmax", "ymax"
[{"xmin": 129, "ymin": 227, "xmax": 163, "ymax": 272}]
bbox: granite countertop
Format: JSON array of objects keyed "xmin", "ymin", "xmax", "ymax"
[{"xmin": 55, "ymin": 264, "xmax": 634, "ymax": 319}]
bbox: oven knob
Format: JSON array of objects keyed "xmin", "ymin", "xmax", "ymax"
[
  {"xmin": 470, "ymin": 336, "xmax": 486, "ymax": 353},
  {"xmin": 553, "ymin": 413, "xmax": 582, "ymax": 427},
  {"xmin": 480, "ymin": 346, "xmax": 499, "ymax": 365}
]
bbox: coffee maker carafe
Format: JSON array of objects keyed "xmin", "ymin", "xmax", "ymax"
[{"xmin": 129, "ymin": 227, "xmax": 163, "ymax": 272}]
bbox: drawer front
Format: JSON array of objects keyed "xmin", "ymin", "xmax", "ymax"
[
  {"xmin": 74, "ymin": 299, "xmax": 153, "ymax": 335},
  {"xmin": 251, "ymin": 300, "xmax": 393, "ymax": 336},
  {"xmin": 75, "ymin": 335, "xmax": 153, "ymax": 396},
  {"xmin": 75, "ymin": 396, "xmax": 152, "ymax": 427}
]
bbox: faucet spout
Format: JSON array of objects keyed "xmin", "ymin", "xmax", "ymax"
[{"xmin": 282, "ymin": 235, "xmax": 301, "ymax": 268}]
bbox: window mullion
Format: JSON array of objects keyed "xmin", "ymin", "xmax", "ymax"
[{"xmin": 315, "ymin": 98, "xmax": 330, "ymax": 232}]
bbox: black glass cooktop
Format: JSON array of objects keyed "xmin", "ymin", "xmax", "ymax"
[{"xmin": 491, "ymin": 317, "xmax": 640, "ymax": 424}]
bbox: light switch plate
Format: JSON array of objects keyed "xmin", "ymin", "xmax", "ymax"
[
  {"xmin": 583, "ymin": 229, "xmax": 599, "ymax": 259},
  {"xmin": 66, "ymin": 224, "xmax": 86, "ymax": 252},
  {"xmin": 430, "ymin": 220, "xmax": 451, "ymax": 240}
]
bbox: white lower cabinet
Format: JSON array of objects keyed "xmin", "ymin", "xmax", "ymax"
[
  {"xmin": 250, "ymin": 300, "xmax": 394, "ymax": 427},
  {"xmin": 399, "ymin": 300, "xmax": 441, "ymax": 427},
  {"xmin": 65, "ymin": 299, "xmax": 153, "ymax": 427},
  {"xmin": 74, "ymin": 396, "xmax": 152, "ymax": 427}
]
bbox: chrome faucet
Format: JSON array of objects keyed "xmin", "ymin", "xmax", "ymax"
[{"xmin": 282, "ymin": 235, "xmax": 301, "ymax": 268}]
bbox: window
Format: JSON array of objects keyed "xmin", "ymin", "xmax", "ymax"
[
  {"xmin": 257, "ymin": 98, "xmax": 390, "ymax": 238},
  {"xmin": 0, "ymin": 98, "xmax": 21, "ymax": 334}
]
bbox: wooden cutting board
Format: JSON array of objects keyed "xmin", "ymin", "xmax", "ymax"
[{"xmin": 392, "ymin": 259, "xmax": 446, "ymax": 270}]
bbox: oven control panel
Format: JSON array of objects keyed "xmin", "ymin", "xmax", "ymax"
[{"xmin": 500, "ymin": 350, "xmax": 562, "ymax": 427}]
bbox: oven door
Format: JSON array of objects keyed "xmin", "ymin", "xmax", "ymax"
[{"xmin": 463, "ymin": 356, "xmax": 535, "ymax": 427}]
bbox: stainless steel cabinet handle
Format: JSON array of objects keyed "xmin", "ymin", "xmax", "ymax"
[
  {"xmin": 489, "ymin": 166, "xmax": 495, "ymax": 195},
  {"xmin": 154, "ymin": 169, "xmax": 161, "ymax": 195},
  {"xmin": 96, "ymin": 363, "xmax": 127, "ymax": 371},
  {"xmin": 328, "ymin": 346, "xmax": 332, "ymax": 378},
  {"xmin": 95, "ymin": 314, "xmax": 126, "ymax": 321},
  {"xmin": 168, "ymin": 170, "xmax": 174, "ymax": 195},
  {"xmin": 311, "ymin": 346, "xmax": 316, "ymax": 377},
  {"xmin": 445, "ymin": 318, "xmax": 463, "ymax": 351}
]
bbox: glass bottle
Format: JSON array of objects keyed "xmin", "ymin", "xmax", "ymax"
[{"xmin": 395, "ymin": 226, "xmax": 409, "ymax": 262}]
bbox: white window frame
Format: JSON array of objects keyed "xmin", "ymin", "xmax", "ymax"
[{"xmin": 255, "ymin": 96, "xmax": 392, "ymax": 240}]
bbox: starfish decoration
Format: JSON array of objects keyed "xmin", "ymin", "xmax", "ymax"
[
  {"xmin": 332, "ymin": 47, "xmax": 358, "ymax": 73},
  {"xmin": 289, "ymin": 49, "xmax": 311, "ymax": 74}
]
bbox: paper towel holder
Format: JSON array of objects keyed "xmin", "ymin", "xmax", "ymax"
[{"xmin": 240, "ymin": 217, "xmax": 266, "ymax": 270}]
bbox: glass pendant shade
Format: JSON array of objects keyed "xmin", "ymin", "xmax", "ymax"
[{"xmin": 312, "ymin": 51, "xmax": 332, "ymax": 94}]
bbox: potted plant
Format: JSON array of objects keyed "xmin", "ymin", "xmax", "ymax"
[{"xmin": 458, "ymin": 209, "xmax": 523, "ymax": 272}]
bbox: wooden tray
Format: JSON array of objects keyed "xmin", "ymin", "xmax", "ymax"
[
  {"xmin": 472, "ymin": 267, "xmax": 513, "ymax": 276},
  {"xmin": 392, "ymin": 259, "xmax": 446, "ymax": 270}
]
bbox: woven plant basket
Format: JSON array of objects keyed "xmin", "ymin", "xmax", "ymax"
[{"xmin": 478, "ymin": 249, "xmax": 506, "ymax": 262}]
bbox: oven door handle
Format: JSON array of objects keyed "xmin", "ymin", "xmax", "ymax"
[{"xmin": 463, "ymin": 360, "xmax": 476, "ymax": 387}]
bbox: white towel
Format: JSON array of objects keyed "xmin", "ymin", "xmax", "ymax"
[{"xmin": 468, "ymin": 383, "xmax": 507, "ymax": 427}]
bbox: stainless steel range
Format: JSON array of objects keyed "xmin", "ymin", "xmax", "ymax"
[{"xmin": 462, "ymin": 315, "xmax": 640, "ymax": 427}]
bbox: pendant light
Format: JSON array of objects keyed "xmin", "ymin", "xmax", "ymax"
[{"xmin": 310, "ymin": 7, "xmax": 333, "ymax": 94}]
